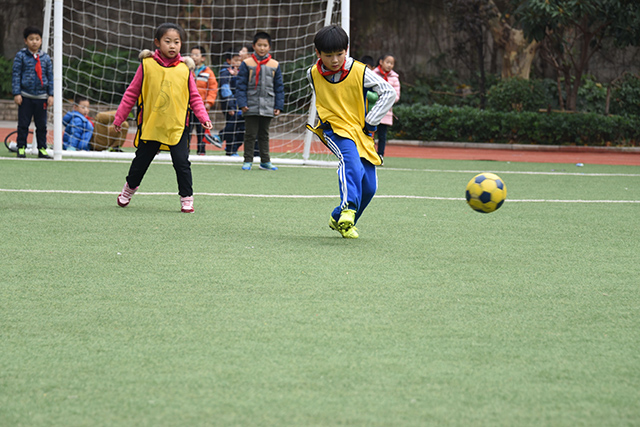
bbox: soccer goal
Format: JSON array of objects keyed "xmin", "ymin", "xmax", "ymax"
[{"xmin": 44, "ymin": 0, "xmax": 349, "ymax": 165}]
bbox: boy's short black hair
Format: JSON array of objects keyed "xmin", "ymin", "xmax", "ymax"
[
  {"xmin": 23, "ymin": 26, "xmax": 42, "ymax": 39},
  {"xmin": 253, "ymin": 32, "xmax": 271, "ymax": 46},
  {"xmin": 314, "ymin": 25, "xmax": 349, "ymax": 53},
  {"xmin": 191, "ymin": 45, "xmax": 206, "ymax": 54},
  {"xmin": 359, "ymin": 55, "xmax": 375, "ymax": 68},
  {"xmin": 223, "ymin": 47, "xmax": 242, "ymax": 61},
  {"xmin": 74, "ymin": 94, "xmax": 88, "ymax": 104}
]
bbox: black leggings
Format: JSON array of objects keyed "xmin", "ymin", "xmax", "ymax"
[{"xmin": 126, "ymin": 128, "xmax": 193, "ymax": 197}]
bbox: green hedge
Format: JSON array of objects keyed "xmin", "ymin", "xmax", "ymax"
[
  {"xmin": 392, "ymin": 104, "xmax": 640, "ymax": 146},
  {"xmin": 0, "ymin": 56, "xmax": 14, "ymax": 99}
]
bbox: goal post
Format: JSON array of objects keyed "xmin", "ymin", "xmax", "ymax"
[{"xmin": 46, "ymin": 0, "xmax": 349, "ymax": 165}]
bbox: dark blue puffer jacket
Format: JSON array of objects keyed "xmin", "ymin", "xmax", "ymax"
[{"xmin": 12, "ymin": 48, "xmax": 54, "ymax": 97}]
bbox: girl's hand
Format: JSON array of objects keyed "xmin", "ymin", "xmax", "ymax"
[
  {"xmin": 14, "ymin": 95, "xmax": 22, "ymax": 106},
  {"xmin": 241, "ymin": 106, "xmax": 249, "ymax": 113},
  {"xmin": 203, "ymin": 121, "xmax": 213, "ymax": 130},
  {"xmin": 114, "ymin": 124, "xmax": 121, "ymax": 133},
  {"xmin": 274, "ymin": 109, "xmax": 281, "ymax": 116}
]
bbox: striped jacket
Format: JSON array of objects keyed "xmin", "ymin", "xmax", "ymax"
[{"xmin": 193, "ymin": 65, "xmax": 218, "ymax": 108}]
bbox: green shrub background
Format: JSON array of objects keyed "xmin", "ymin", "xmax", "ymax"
[
  {"xmin": 392, "ymin": 73, "xmax": 640, "ymax": 146},
  {"xmin": 392, "ymin": 104, "xmax": 640, "ymax": 146}
]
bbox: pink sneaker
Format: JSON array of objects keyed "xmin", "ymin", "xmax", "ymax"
[
  {"xmin": 117, "ymin": 182, "xmax": 138, "ymax": 207},
  {"xmin": 181, "ymin": 196, "xmax": 194, "ymax": 213}
]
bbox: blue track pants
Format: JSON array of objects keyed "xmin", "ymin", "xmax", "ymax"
[{"xmin": 324, "ymin": 129, "xmax": 378, "ymax": 224}]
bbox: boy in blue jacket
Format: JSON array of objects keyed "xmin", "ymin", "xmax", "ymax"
[
  {"xmin": 63, "ymin": 95, "xmax": 94, "ymax": 151},
  {"xmin": 12, "ymin": 26, "xmax": 54, "ymax": 159},
  {"xmin": 218, "ymin": 49, "xmax": 244, "ymax": 156}
]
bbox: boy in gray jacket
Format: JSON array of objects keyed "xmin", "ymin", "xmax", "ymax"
[{"xmin": 236, "ymin": 31, "xmax": 285, "ymax": 171}]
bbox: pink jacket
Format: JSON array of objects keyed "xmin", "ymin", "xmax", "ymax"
[
  {"xmin": 373, "ymin": 68, "xmax": 400, "ymax": 126},
  {"xmin": 114, "ymin": 50, "xmax": 210, "ymax": 128}
]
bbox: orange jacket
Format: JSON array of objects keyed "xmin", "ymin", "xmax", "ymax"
[{"xmin": 193, "ymin": 65, "xmax": 218, "ymax": 109}]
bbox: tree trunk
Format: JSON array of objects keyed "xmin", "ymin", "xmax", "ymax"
[
  {"xmin": 556, "ymin": 76, "xmax": 565, "ymax": 110},
  {"xmin": 477, "ymin": 30, "xmax": 487, "ymax": 109},
  {"xmin": 486, "ymin": 0, "xmax": 538, "ymax": 79},
  {"xmin": 563, "ymin": 67, "xmax": 577, "ymax": 111},
  {"xmin": 501, "ymin": 32, "xmax": 538, "ymax": 79}
]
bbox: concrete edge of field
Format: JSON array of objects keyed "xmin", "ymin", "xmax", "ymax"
[{"xmin": 388, "ymin": 139, "xmax": 640, "ymax": 154}]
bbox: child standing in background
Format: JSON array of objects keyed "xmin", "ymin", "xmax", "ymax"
[
  {"xmin": 11, "ymin": 26, "xmax": 54, "ymax": 159},
  {"xmin": 359, "ymin": 55, "xmax": 375, "ymax": 70},
  {"xmin": 113, "ymin": 23, "xmax": 212, "ymax": 213},
  {"xmin": 372, "ymin": 54, "xmax": 401, "ymax": 158},
  {"xmin": 63, "ymin": 94, "xmax": 94, "ymax": 151},
  {"xmin": 189, "ymin": 45, "xmax": 219, "ymax": 155},
  {"xmin": 218, "ymin": 48, "xmax": 244, "ymax": 156},
  {"xmin": 239, "ymin": 45, "xmax": 251, "ymax": 61},
  {"xmin": 307, "ymin": 25, "xmax": 395, "ymax": 239},
  {"xmin": 236, "ymin": 31, "xmax": 285, "ymax": 171},
  {"xmin": 220, "ymin": 51, "xmax": 244, "ymax": 156}
]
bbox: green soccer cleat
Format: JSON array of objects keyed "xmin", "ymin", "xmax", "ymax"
[
  {"xmin": 329, "ymin": 216, "xmax": 359, "ymax": 239},
  {"xmin": 338, "ymin": 209, "xmax": 356, "ymax": 230},
  {"xmin": 340, "ymin": 223, "xmax": 359, "ymax": 239},
  {"xmin": 38, "ymin": 148, "xmax": 52, "ymax": 159},
  {"xmin": 17, "ymin": 147, "xmax": 26, "ymax": 158}
]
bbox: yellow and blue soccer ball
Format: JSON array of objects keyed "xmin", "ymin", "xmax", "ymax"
[{"xmin": 465, "ymin": 173, "xmax": 507, "ymax": 213}]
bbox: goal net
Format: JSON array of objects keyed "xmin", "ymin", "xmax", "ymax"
[{"xmin": 47, "ymin": 0, "xmax": 346, "ymax": 164}]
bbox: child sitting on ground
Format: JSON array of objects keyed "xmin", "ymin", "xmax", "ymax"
[{"xmin": 63, "ymin": 94, "xmax": 94, "ymax": 151}]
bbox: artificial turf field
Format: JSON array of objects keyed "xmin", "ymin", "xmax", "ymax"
[{"xmin": 1, "ymin": 154, "xmax": 639, "ymax": 426}]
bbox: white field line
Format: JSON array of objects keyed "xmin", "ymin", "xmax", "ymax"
[
  {"xmin": 381, "ymin": 167, "xmax": 640, "ymax": 177},
  {"xmin": 2, "ymin": 156, "xmax": 639, "ymax": 176},
  {"xmin": 1, "ymin": 188, "xmax": 639, "ymax": 204}
]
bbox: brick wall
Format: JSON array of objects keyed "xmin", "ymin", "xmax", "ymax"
[
  {"xmin": 0, "ymin": 99, "xmax": 309, "ymax": 135},
  {"xmin": 0, "ymin": 100, "xmax": 19, "ymax": 121}
]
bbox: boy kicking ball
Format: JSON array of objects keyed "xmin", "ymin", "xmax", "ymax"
[{"xmin": 306, "ymin": 25, "xmax": 394, "ymax": 238}]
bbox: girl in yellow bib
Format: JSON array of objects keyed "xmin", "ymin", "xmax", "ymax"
[
  {"xmin": 113, "ymin": 23, "xmax": 212, "ymax": 213},
  {"xmin": 307, "ymin": 26, "xmax": 395, "ymax": 238}
]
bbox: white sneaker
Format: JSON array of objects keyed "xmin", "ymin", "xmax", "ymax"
[
  {"xmin": 117, "ymin": 182, "xmax": 138, "ymax": 207},
  {"xmin": 181, "ymin": 196, "xmax": 194, "ymax": 213}
]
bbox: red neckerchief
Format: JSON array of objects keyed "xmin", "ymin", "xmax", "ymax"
[
  {"xmin": 153, "ymin": 49, "xmax": 182, "ymax": 67},
  {"xmin": 316, "ymin": 59, "xmax": 348, "ymax": 81},
  {"xmin": 34, "ymin": 53, "xmax": 43, "ymax": 86},
  {"xmin": 376, "ymin": 65, "xmax": 389, "ymax": 81},
  {"xmin": 252, "ymin": 53, "xmax": 271, "ymax": 88}
]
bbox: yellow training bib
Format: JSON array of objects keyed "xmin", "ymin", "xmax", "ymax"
[
  {"xmin": 310, "ymin": 61, "xmax": 381, "ymax": 165},
  {"xmin": 135, "ymin": 58, "xmax": 190, "ymax": 150}
]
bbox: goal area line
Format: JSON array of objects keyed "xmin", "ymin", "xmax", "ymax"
[{"xmin": 1, "ymin": 188, "xmax": 638, "ymax": 204}]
